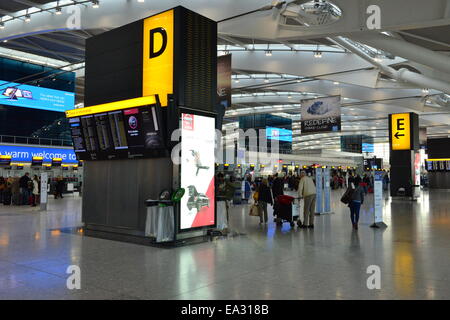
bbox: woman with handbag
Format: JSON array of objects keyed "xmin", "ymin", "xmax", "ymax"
[{"xmin": 341, "ymin": 177, "xmax": 365, "ymax": 230}]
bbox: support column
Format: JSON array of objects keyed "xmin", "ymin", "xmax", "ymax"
[{"xmin": 388, "ymin": 112, "xmax": 420, "ymax": 198}]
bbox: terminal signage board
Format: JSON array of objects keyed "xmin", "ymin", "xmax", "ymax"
[
  {"xmin": 142, "ymin": 10, "xmax": 174, "ymax": 107},
  {"xmin": 0, "ymin": 145, "xmax": 77, "ymax": 163},
  {"xmin": 390, "ymin": 113, "xmax": 411, "ymax": 150}
]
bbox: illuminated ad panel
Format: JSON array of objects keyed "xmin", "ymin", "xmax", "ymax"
[
  {"xmin": 180, "ymin": 113, "xmax": 215, "ymax": 230},
  {"xmin": 266, "ymin": 127, "xmax": 293, "ymax": 142},
  {"xmin": 0, "ymin": 80, "xmax": 74, "ymax": 112}
]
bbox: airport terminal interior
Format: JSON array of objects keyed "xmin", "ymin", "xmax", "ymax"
[{"xmin": 0, "ymin": 0, "xmax": 450, "ymax": 301}]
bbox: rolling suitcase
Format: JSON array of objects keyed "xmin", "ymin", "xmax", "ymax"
[{"xmin": 3, "ymin": 191, "xmax": 12, "ymax": 205}]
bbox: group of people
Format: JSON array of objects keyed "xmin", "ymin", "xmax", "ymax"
[
  {"xmin": 216, "ymin": 169, "xmax": 392, "ymax": 231},
  {"xmin": 252, "ymin": 172, "xmax": 317, "ymax": 228},
  {"xmin": 0, "ymin": 173, "xmax": 67, "ymax": 206},
  {"xmin": 0, "ymin": 173, "xmax": 40, "ymax": 206}
]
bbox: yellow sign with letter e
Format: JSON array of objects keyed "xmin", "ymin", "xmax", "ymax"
[{"xmin": 391, "ymin": 113, "xmax": 411, "ymax": 150}]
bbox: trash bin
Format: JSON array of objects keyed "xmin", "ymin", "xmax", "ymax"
[{"xmin": 145, "ymin": 200, "xmax": 175, "ymax": 242}]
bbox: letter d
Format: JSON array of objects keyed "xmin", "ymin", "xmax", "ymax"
[{"xmin": 150, "ymin": 27, "xmax": 167, "ymax": 58}]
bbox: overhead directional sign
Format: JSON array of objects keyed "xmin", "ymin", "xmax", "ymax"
[{"xmin": 390, "ymin": 113, "xmax": 411, "ymax": 150}]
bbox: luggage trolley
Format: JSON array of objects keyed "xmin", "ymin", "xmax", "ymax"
[{"xmin": 274, "ymin": 195, "xmax": 301, "ymax": 227}]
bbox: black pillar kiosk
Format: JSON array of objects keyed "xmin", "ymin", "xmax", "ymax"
[
  {"xmin": 388, "ymin": 112, "xmax": 420, "ymax": 198},
  {"xmin": 65, "ymin": 6, "xmax": 218, "ymax": 244}
]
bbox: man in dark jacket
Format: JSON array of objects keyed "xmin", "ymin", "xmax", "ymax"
[
  {"xmin": 19, "ymin": 173, "xmax": 31, "ymax": 205},
  {"xmin": 257, "ymin": 178, "xmax": 273, "ymax": 224},
  {"xmin": 271, "ymin": 173, "xmax": 284, "ymax": 199}
]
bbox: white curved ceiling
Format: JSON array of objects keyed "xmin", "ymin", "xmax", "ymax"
[{"xmin": 0, "ymin": 0, "xmax": 449, "ymax": 151}]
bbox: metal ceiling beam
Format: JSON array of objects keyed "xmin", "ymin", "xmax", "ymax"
[
  {"xmin": 396, "ymin": 30, "xmax": 450, "ymax": 49},
  {"xmin": 218, "ymin": 34, "xmax": 253, "ymax": 50},
  {"xmin": 220, "ymin": 0, "xmax": 450, "ymax": 41},
  {"xmin": 22, "ymin": 36, "xmax": 70, "ymax": 62},
  {"xmin": 2, "ymin": 41, "xmax": 84, "ymax": 61},
  {"xmin": 351, "ymin": 33, "xmax": 450, "ymax": 74},
  {"xmin": 11, "ymin": 0, "xmax": 44, "ymax": 10},
  {"xmin": 31, "ymin": 34, "xmax": 85, "ymax": 51}
]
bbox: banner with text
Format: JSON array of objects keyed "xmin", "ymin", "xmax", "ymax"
[{"xmin": 301, "ymin": 96, "xmax": 341, "ymax": 134}]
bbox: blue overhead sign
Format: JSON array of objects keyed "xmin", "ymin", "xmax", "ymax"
[
  {"xmin": 362, "ymin": 143, "xmax": 374, "ymax": 153},
  {"xmin": 0, "ymin": 80, "xmax": 74, "ymax": 112},
  {"xmin": 266, "ymin": 127, "xmax": 293, "ymax": 142},
  {"xmin": 0, "ymin": 145, "xmax": 77, "ymax": 163}
]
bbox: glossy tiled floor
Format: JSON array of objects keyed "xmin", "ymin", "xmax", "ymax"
[{"xmin": 1, "ymin": 189, "xmax": 450, "ymax": 300}]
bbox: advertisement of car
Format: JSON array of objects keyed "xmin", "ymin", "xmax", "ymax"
[
  {"xmin": 180, "ymin": 113, "xmax": 216, "ymax": 231},
  {"xmin": 0, "ymin": 80, "xmax": 75, "ymax": 112},
  {"xmin": 301, "ymin": 96, "xmax": 341, "ymax": 133}
]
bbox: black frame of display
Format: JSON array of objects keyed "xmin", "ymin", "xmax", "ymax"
[
  {"xmin": 176, "ymin": 106, "xmax": 217, "ymax": 234},
  {"xmin": 70, "ymin": 97, "xmax": 168, "ymax": 161}
]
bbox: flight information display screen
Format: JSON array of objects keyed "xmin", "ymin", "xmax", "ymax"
[{"xmin": 69, "ymin": 104, "xmax": 165, "ymax": 161}]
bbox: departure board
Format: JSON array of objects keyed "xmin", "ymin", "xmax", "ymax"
[
  {"xmin": 69, "ymin": 118, "xmax": 86, "ymax": 153},
  {"xmin": 69, "ymin": 104, "xmax": 166, "ymax": 161}
]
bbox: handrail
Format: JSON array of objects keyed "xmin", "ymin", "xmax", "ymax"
[{"xmin": 0, "ymin": 135, "xmax": 73, "ymax": 147}]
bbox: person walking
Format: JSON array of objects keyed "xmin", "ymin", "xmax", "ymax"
[
  {"xmin": 257, "ymin": 178, "xmax": 273, "ymax": 224},
  {"xmin": 0, "ymin": 177, "xmax": 6, "ymax": 204},
  {"xmin": 55, "ymin": 177, "xmax": 65, "ymax": 199},
  {"xmin": 271, "ymin": 173, "xmax": 285, "ymax": 221},
  {"xmin": 19, "ymin": 172, "xmax": 31, "ymax": 205},
  {"xmin": 348, "ymin": 177, "xmax": 365, "ymax": 230},
  {"xmin": 297, "ymin": 171, "xmax": 317, "ymax": 229},
  {"xmin": 31, "ymin": 175, "xmax": 40, "ymax": 207}
]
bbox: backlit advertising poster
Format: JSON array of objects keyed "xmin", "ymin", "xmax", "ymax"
[
  {"xmin": 0, "ymin": 80, "xmax": 74, "ymax": 112},
  {"xmin": 216, "ymin": 54, "xmax": 231, "ymax": 130},
  {"xmin": 301, "ymin": 96, "xmax": 341, "ymax": 133},
  {"xmin": 266, "ymin": 127, "xmax": 293, "ymax": 142},
  {"xmin": 180, "ymin": 113, "xmax": 215, "ymax": 231}
]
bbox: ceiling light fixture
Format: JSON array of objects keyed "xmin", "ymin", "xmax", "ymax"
[
  {"xmin": 265, "ymin": 50, "xmax": 272, "ymax": 57},
  {"xmin": 92, "ymin": 0, "xmax": 100, "ymax": 8},
  {"xmin": 314, "ymin": 51, "xmax": 322, "ymax": 58},
  {"xmin": 333, "ymin": 81, "xmax": 339, "ymax": 85},
  {"xmin": 0, "ymin": 22, "xmax": 4, "ymax": 29},
  {"xmin": 264, "ymin": 78, "xmax": 269, "ymax": 83},
  {"xmin": 55, "ymin": 6, "xmax": 62, "ymax": 15},
  {"xmin": 25, "ymin": 14, "xmax": 31, "ymax": 22},
  {"xmin": 138, "ymin": 0, "xmax": 145, "ymax": 2}
]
